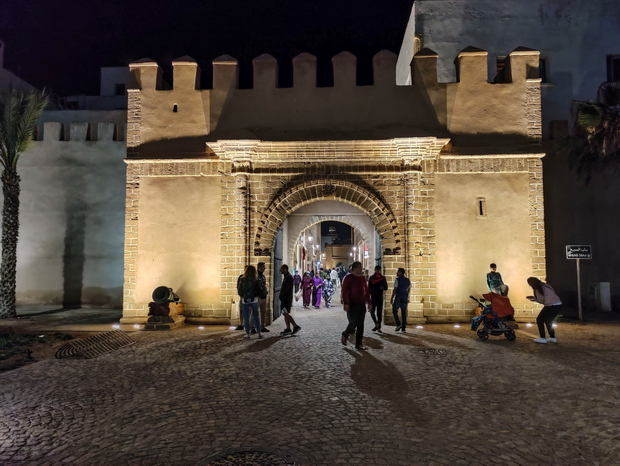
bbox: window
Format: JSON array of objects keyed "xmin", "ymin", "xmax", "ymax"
[
  {"xmin": 476, "ymin": 197, "xmax": 487, "ymax": 219},
  {"xmin": 607, "ymin": 55, "xmax": 620, "ymax": 82}
]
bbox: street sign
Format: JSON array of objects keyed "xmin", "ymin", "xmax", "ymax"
[
  {"xmin": 566, "ymin": 245, "xmax": 592, "ymax": 321},
  {"xmin": 566, "ymin": 245, "xmax": 592, "ymax": 259}
]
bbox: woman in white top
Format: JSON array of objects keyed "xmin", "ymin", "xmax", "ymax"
[{"xmin": 526, "ymin": 277, "xmax": 562, "ymax": 344}]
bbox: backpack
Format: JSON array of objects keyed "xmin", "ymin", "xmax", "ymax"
[{"xmin": 238, "ymin": 277, "xmax": 257, "ymax": 300}]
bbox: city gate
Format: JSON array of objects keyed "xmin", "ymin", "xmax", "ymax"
[{"xmin": 121, "ymin": 47, "xmax": 546, "ymax": 326}]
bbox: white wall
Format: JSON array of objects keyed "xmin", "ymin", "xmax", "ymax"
[{"xmin": 13, "ymin": 110, "xmax": 127, "ymax": 307}]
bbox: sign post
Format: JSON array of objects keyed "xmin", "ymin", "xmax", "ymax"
[{"xmin": 566, "ymin": 245, "xmax": 592, "ymax": 321}]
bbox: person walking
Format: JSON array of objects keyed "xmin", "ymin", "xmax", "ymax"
[
  {"xmin": 340, "ymin": 261, "xmax": 370, "ymax": 350},
  {"xmin": 256, "ymin": 262, "xmax": 270, "ymax": 333},
  {"xmin": 279, "ymin": 264, "xmax": 301, "ymax": 335},
  {"xmin": 330, "ymin": 268, "xmax": 340, "ymax": 289},
  {"xmin": 368, "ymin": 265, "xmax": 388, "ymax": 332},
  {"xmin": 487, "ymin": 263, "xmax": 509, "ymax": 296},
  {"xmin": 322, "ymin": 275, "xmax": 334, "ymax": 308},
  {"xmin": 293, "ymin": 271, "xmax": 302, "ymax": 294},
  {"xmin": 527, "ymin": 277, "xmax": 562, "ymax": 344},
  {"xmin": 312, "ymin": 274, "xmax": 323, "ymax": 308},
  {"xmin": 302, "ymin": 272, "xmax": 313, "ymax": 308},
  {"xmin": 237, "ymin": 265, "xmax": 263, "ymax": 339},
  {"xmin": 390, "ymin": 267, "xmax": 411, "ymax": 333}
]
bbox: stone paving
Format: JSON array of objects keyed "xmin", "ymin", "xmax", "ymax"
[{"xmin": 2, "ymin": 299, "xmax": 620, "ymax": 465}]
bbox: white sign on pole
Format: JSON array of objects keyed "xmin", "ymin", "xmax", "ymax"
[
  {"xmin": 566, "ymin": 245, "xmax": 592, "ymax": 259},
  {"xmin": 565, "ymin": 245, "xmax": 592, "ymax": 321}
]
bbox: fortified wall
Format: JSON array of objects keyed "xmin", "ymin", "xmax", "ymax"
[
  {"xmin": 123, "ymin": 47, "xmax": 545, "ymax": 325},
  {"xmin": 16, "ymin": 110, "xmax": 127, "ymax": 308}
]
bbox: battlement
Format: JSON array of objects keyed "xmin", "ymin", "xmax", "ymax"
[
  {"xmin": 128, "ymin": 46, "xmax": 540, "ymax": 91},
  {"xmin": 35, "ymin": 110, "xmax": 127, "ymax": 142},
  {"xmin": 34, "ymin": 122, "xmax": 126, "ymax": 142},
  {"xmin": 127, "ymin": 46, "xmax": 542, "ymax": 154}
]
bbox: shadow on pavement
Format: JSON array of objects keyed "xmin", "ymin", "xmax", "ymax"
[{"xmin": 344, "ymin": 347, "xmax": 430, "ymax": 425}]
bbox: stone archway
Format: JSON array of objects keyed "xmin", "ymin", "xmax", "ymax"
[
  {"xmin": 287, "ymin": 214, "xmax": 373, "ymax": 260},
  {"xmin": 253, "ymin": 179, "xmax": 401, "ymax": 257}
]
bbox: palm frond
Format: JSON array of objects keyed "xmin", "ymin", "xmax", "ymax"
[
  {"xmin": 563, "ymin": 81, "xmax": 620, "ymax": 183},
  {"xmin": 0, "ymin": 89, "xmax": 48, "ymax": 170}
]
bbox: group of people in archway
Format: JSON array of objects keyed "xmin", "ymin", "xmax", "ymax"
[{"xmin": 294, "ymin": 268, "xmax": 342, "ymax": 309}]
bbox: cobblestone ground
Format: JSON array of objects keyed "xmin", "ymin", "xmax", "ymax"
[{"xmin": 2, "ymin": 298, "xmax": 620, "ymax": 465}]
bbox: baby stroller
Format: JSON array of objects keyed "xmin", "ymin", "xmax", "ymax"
[{"xmin": 470, "ymin": 292, "xmax": 516, "ymax": 341}]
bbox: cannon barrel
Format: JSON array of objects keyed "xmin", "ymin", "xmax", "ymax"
[{"xmin": 152, "ymin": 286, "xmax": 181, "ymax": 304}]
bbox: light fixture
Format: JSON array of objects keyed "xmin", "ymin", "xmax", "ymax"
[
  {"xmin": 454, "ymin": 324, "xmax": 461, "ymax": 329},
  {"xmin": 133, "ymin": 324, "xmax": 140, "ymax": 329},
  {"xmin": 552, "ymin": 323, "xmax": 558, "ymax": 328},
  {"xmin": 415, "ymin": 325, "xmax": 423, "ymax": 329},
  {"xmin": 198, "ymin": 326, "xmax": 205, "ymax": 330},
  {"xmin": 308, "ymin": 236, "xmax": 313, "ymax": 242},
  {"xmin": 526, "ymin": 323, "xmax": 533, "ymax": 327},
  {"xmin": 112, "ymin": 324, "xmax": 120, "ymax": 329}
]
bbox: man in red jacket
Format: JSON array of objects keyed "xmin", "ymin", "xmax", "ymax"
[{"xmin": 340, "ymin": 261, "xmax": 370, "ymax": 350}]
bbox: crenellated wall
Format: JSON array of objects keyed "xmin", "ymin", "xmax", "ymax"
[
  {"xmin": 14, "ymin": 110, "xmax": 127, "ymax": 308},
  {"xmin": 127, "ymin": 47, "xmax": 541, "ymax": 158}
]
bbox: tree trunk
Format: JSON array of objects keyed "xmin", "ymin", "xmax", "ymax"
[{"xmin": 0, "ymin": 169, "xmax": 20, "ymax": 318}]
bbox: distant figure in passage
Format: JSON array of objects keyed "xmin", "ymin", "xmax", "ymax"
[
  {"xmin": 322, "ymin": 275, "xmax": 334, "ymax": 308},
  {"xmin": 293, "ymin": 271, "xmax": 302, "ymax": 294},
  {"xmin": 312, "ymin": 274, "xmax": 323, "ymax": 308},
  {"xmin": 487, "ymin": 263, "xmax": 509, "ymax": 296},
  {"xmin": 390, "ymin": 268, "xmax": 411, "ymax": 333},
  {"xmin": 340, "ymin": 261, "xmax": 370, "ymax": 350},
  {"xmin": 279, "ymin": 264, "xmax": 301, "ymax": 335},
  {"xmin": 330, "ymin": 268, "xmax": 339, "ymax": 289},
  {"xmin": 302, "ymin": 272, "xmax": 313, "ymax": 308},
  {"xmin": 527, "ymin": 277, "xmax": 562, "ymax": 344}
]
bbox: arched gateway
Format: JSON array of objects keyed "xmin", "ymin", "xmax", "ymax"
[{"xmin": 121, "ymin": 48, "xmax": 546, "ymax": 326}]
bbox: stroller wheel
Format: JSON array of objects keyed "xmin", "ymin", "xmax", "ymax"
[
  {"xmin": 476, "ymin": 329, "xmax": 489, "ymax": 341},
  {"xmin": 505, "ymin": 331, "xmax": 516, "ymax": 341}
]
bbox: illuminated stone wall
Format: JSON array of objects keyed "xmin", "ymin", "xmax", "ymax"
[
  {"xmin": 15, "ymin": 112, "xmax": 127, "ymax": 307},
  {"xmin": 122, "ymin": 49, "xmax": 545, "ymax": 324}
]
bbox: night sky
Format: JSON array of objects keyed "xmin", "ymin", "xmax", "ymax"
[{"xmin": 1, "ymin": 0, "xmax": 413, "ymax": 95}]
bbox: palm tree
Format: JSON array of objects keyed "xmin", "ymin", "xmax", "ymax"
[
  {"xmin": 564, "ymin": 81, "xmax": 620, "ymax": 183},
  {"xmin": 0, "ymin": 89, "xmax": 48, "ymax": 318}
]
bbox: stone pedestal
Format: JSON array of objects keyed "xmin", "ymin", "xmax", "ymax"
[{"xmin": 144, "ymin": 302, "xmax": 186, "ymax": 330}]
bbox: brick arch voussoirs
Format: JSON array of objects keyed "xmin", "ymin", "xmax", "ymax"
[{"xmin": 254, "ymin": 180, "xmax": 400, "ymax": 256}]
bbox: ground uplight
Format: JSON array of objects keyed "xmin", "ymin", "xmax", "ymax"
[
  {"xmin": 198, "ymin": 326, "xmax": 205, "ymax": 330},
  {"xmin": 415, "ymin": 325, "xmax": 423, "ymax": 329},
  {"xmin": 454, "ymin": 324, "xmax": 461, "ymax": 328},
  {"xmin": 112, "ymin": 324, "xmax": 120, "ymax": 329}
]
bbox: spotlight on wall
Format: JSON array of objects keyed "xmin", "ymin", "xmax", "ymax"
[{"xmin": 152, "ymin": 286, "xmax": 181, "ymax": 304}]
